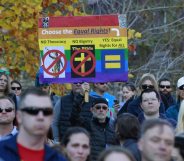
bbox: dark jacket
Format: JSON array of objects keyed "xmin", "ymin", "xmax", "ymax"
[
  {"xmin": 127, "ymin": 96, "xmax": 165, "ymax": 117},
  {"xmin": 0, "ymin": 135, "xmax": 67, "ymax": 161},
  {"xmin": 117, "ymin": 97, "xmax": 134, "ymax": 117},
  {"xmin": 159, "ymin": 92, "xmax": 176, "ymax": 110},
  {"xmin": 166, "ymin": 103, "xmax": 180, "ymax": 121},
  {"xmin": 122, "ymin": 139, "xmax": 141, "ymax": 161},
  {"xmin": 70, "ymin": 105, "xmax": 116, "ymax": 161},
  {"xmin": 138, "ymin": 112, "xmax": 176, "ymax": 127},
  {"xmin": 52, "ymin": 91, "xmax": 94, "ymax": 142}
]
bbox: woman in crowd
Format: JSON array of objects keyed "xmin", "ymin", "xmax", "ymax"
[
  {"xmin": 62, "ymin": 127, "xmax": 91, "ymax": 161},
  {"xmin": 97, "ymin": 147, "xmax": 135, "ymax": 161},
  {"xmin": 116, "ymin": 83, "xmax": 136, "ymax": 117},
  {"xmin": 115, "ymin": 113, "xmax": 141, "ymax": 161},
  {"xmin": 176, "ymin": 100, "xmax": 184, "ymax": 134},
  {"xmin": 11, "ymin": 80, "xmax": 22, "ymax": 96}
]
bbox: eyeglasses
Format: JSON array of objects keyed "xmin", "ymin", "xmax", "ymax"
[
  {"xmin": 11, "ymin": 87, "xmax": 21, "ymax": 90},
  {"xmin": 99, "ymin": 83, "xmax": 107, "ymax": 85},
  {"xmin": 73, "ymin": 82, "xmax": 83, "ymax": 85},
  {"xmin": 179, "ymin": 85, "xmax": 184, "ymax": 90},
  {"xmin": 95, "ymin": 105, "xmax": 108, "ymax": 110},
  {"xmin": 0, "ymin": 108, "xmax": 14, "ymax": 113},
  {"xmin": 159, "ymin": 85, "xmax": 171, "ymax": 89},
  {"xmin": 20, "ymin": 107, "xmax": 53, "ymax": 116},
  {"xmin": 142, "ymin": 84, "xmax": 154, "ymax": 90}
]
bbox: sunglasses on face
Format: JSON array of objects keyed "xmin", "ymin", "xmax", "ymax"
[
  {"xmin": 179, "ymin": 85, "xmax": 184, "ymax": 90},
  {"xmin": 20, "ymin": 107, "xmax": 53, "ymax": 116},
  {"xmin": 11, "ymin": 87, "xmax": 21, "ymax": 90},
  {"xmin": 94, "ymin": 105, "xmax": 108, "ymax": 110},
  {"xmin": 141, "ymin": 84, "xmax": 154, "ymax": 90},
  {"xmin": 99, "ymin": 83, "xmax": 107, "ymax": 85},
  {"xmin": 73, "ymin": 82, "xmax": 83, "ymax": 85},
  {"xmin": 0, "ymin": 108, "xmax": 14, "ymax": 113},
  {"xmin": 159, "ymin": 85, "xmax": 171, "ymax": 89}
]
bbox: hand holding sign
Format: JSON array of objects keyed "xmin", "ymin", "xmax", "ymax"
[{"xmin": 81, "ymin": 82, "xmax": 90, "ymax": 102}]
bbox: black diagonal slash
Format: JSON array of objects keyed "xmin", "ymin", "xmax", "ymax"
[{"xmin": 46, "ymin": 54, "xmax": 63, "ymax": 72}]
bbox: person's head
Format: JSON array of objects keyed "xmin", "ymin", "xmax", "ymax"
[
  {"xmin": 176, "ymin": 76, "xmax": 184, "ymax": 102},
  {"xmin": 176, "ymin": 100, "xmax": 184, "ymax": 134},
  {"xmin": 91, "ymin": 97, "xmax": 109, "ymax": 123},
  {"xmin": 93, "ymin": 82, "xmax": 108, "ymax": 95},
  {"xmin": 72, "ymin": 83, "xmax": 83, "ymax": 94},
  {"xmin": 116, "ymin": 113, "xmax": 140, "ymax": 141},
  {"xmin": 0, "ymin": 71, "xmax": 10, "ymax": 95},
  {"xmin": 97, "ymin": 147, "xmax": 135, "ymax": 161},
  {"xmin": 138, "ymin": 119, "xmax": 175, "ymax": 161},
  {"xmin": 158, "ymin": 78, "xmax": 172, "ymax": 95},
  {"xmin": 140, "ymin": 89, "xmax": 160, "ymax": 116},
  {"xmin": 122, "ymin": 83, "xmax": 136, "ymax": 102},
  {"xmin": 62, "ymin": 127, "xmax": 91, "ymax": 161},
  {"xmin": 138, "ymin": 73, "xmax": 158, "ymax": 94},
  {"xmin": 0, "ymin": 96, "xmax": 15, "ymax": 125},
  {"xmin": 11, "ymin": 80, "xmax": 22, "ymax": 96},
  {"xmin": 17, "ymin": 87, "xmax": 53, "ymax": 137},
  {"xmin": 173, "ymin": 133, "xmax": 184, "ymax": 161}
]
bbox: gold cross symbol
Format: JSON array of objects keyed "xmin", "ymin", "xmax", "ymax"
[{"xmin": 74, "ymin": 53, "xmax": 91, "ymax": 73}]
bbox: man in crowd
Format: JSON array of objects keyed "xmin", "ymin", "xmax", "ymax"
[
  {"xmin": 138, "ymin": 89, "xmax": 176, "ymax": 127},
  {"xmin": 166, "ymin": 76, "xmax": 184, "ymax": 121},
  {"xmin": 52, "ymin": 82, "xmax": 94, "ymax": 143},
  {"xmin": 138, "ymin": 119, "xmax": 175, "ymax": 161},
  {"xmin": 0, "ymin": 96, "xmax": 17, "ymax": 141},
  {"xmin": 0, "ymin": 87, "xmax": 67, "ymax": 161},
  {"xmin": 70, "ymin": 97, "xmax": 116, "ymax": 161},
  {"xmin": 158, "ymin": 78, "xmax": 176, "ymax": 109}
]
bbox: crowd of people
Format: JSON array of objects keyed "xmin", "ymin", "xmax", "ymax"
[{"xmin": 0, "ymin": 69, "xmax": 184, "ymax": 161}]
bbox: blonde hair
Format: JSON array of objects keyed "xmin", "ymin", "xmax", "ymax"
[
  {"xmin": 137, "ymin": 73, "xmax": 158, "ymax": 94},
  {"xmin": 176, "ymin": 101, "xmax": 184, "ymax": 134}
]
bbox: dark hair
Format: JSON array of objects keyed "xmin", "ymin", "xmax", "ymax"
[
  {"xmin": 140, "ymin": 89, "xmax": 160, "ymax": 102},
  {"xmin": 62, "ymin": 127, "xmax": 91, "ymax": 161},
  {"xmin": 122, "ymin": 83, "xmax": 136, "ymax": 92},
  {"xmin": 116, "ymin": 113, "xmax": 140, "ymax": 141},
  {"xmin": 140, "ymin": 119, "xmax": 174, "ymax": 137},
  {"xmin": 62, "ymin": 127, "xmax": 90, "ymax": 146},
  {"xmin": 0, "ymin": 96, "xmax": 15, "ymax": 108},
  {"xmin": 19, "ymin": 87, "xmax": 49, "ymax": 109},
  {"xmin": 175, "ymin": 133, "xmax": 184, "ymax": 159},
  {"xmin": 97, "ymin": 146, "xmax": 135, "ymax": 161},
  {"xmin": 11, "ymin": 80, "xmax": 22, "ymax": 89},
  {"xmin": 158, "ymin": 78, "xmax": 171, "ymax": 85}
]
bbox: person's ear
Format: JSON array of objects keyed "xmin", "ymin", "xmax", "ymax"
[{"xmin": 90, "ymin": 107, "xmax": 94, "ymax": 112}]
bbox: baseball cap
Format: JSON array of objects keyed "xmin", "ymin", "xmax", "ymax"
[{"xmin": 177, "ymin": 76, "xmax": 184, "ymax": 88}]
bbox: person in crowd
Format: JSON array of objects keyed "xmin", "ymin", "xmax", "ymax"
[
  {"xmin": 138, "ymin": 119, "xmax": 175, "ymax": 161},
  {"xmin": 176, "ymin": 100, "xmax": 184, "ymax": 134},
  {"xmin": 97, "ymin": 147, "xmax": 136, "ymax": 161},
  {"xmin": 62, "ymin": 127, "xmax": 91, "ymax": 161},
  {"xmin": 70, "ymin": 97, "xmax": 116, "ymax": 161},
  {"xmin": 116, "ymin": 83, "xmax": 136, "ymax": 117},
  {"xmin": 115, "ymin": 113, "xmax": 141, "ymax": 161},
  {"xmin": 11, "ymin": 80, "xmax": 22, "ymax": 96},
  {"xmin": 52, "ymin": 82, "xmax": 94, "ymax": 143},
  {"xmin": 173, "ymin": 133, "xmax": 184, "ymax": 161},
  {"xmin": 35, "ymin": 72, "xmax": 59, "ymax": 107},
  {"xmin": 0, "ymin": 96, "xmax": 18, "ymax": 141},
  {"xmin": 0, "ymin": 69, "xmax": 17, "ymax": 109},
  {"xmin": 138, "ymin": 89, "xmax": 176, "ymax": 127},
  {"xmin": 127, "ymin": 73, "xmax": 165, "ymax": 117},
  {"xmin": 166, "ymin": 76, "xmax": 184, "ymax": 121},
  {"xmin": 90, "ymin": 82, "xmax": 118, "ymax": 118},
  {"xmin": 158, "ymin": 78, "xmax": 176, "ymax": 109},
  {"xmin": 0, "ymin": 87, "xmax": 67, "ymax": 161}
]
